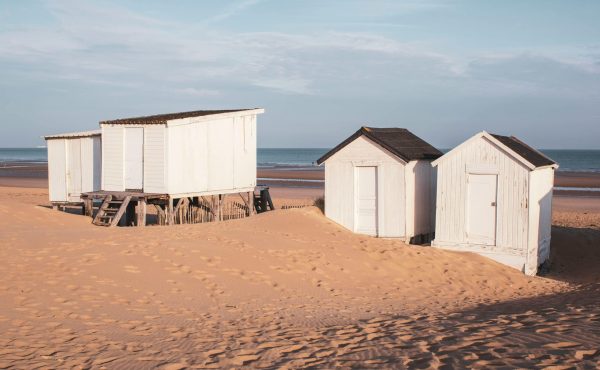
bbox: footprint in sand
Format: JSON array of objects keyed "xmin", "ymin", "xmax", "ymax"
[{"xmin": 124, "ymin": 265, "xmax": 141, "ymax": 274}]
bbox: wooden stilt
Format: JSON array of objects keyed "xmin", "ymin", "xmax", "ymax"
[
  {"xmin": 154, "ymin": 204, "xmax": 166, "ymax": 225},
  {"xmin": 219, "ymin": 194, "xmax": 227, "ymax": 221},
  {"xmin": 248, "ymin": 192, "xmax": 255, "ymax": 215},
  {"xmin": 136, "ymin": 199, "xmax": 147, "ymax": 227},
  {"xmin": 83, "ymin": 198, "xmax": 93, "ymax": 217},
  {"xmin": 167, "ymin": 197, "xmax": 174, "ymax": 225}
]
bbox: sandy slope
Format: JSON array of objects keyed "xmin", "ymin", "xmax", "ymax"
[{"xmin": 0, "ymin": 187, "xmax": 599, "ymax": 369}]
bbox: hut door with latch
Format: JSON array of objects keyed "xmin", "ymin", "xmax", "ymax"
[{"xmin": 466, "ymin": 173, "xmax": 497, "ymax": 245}]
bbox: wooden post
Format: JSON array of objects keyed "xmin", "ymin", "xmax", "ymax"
[
  {"xmin": 167, "ymin": 197, "xmax": 174, "ymax": 225},
  {"xmin": 154, "ymin": 204, "xmax": 166, "ymax": 225},
  {"xmin": 248, "ymin": 192, "xmax": 255, "ymax": 215},
  {"xmin": 136, "ymin": 199, "xmax": 147, "ymax": 227},
  {"xmin": 211, "ymin": 195, "xmax": 219, "ymax": 222},
  {"xmin": 219, "ymin": 194, "xmax": 227, "ymax": 221},
  {"xmin": 83, "ymin": 198, "xmax": 93, "ymax": 217}
]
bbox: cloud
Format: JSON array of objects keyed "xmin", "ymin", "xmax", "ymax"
[
  {"xmin": 205, "ymin": 0, "xmax": 264, "ymax": 24},
  {"xmin": 0, "ymin": 0, "xmax": 598, "ymax": 101}
]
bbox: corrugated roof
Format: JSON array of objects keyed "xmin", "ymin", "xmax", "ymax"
[
  {"xmin": 100, "ymin": 109, "xmax": 261, "ymax": 125},
  {"xmin": 44, "ymin": 130, "xmax": 102, "ymax": 140},
  {"xmin": 317, "ymin": 126, "xmax": 442, "ymax": 165},
  {"xmin": 490, "ymin": 133, "xmax": 556, "ymax": 168}
]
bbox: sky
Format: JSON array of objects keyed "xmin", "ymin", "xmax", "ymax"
[{"xmin": 0, "ymin": 0, "xmax": 599, "ymax": 149}]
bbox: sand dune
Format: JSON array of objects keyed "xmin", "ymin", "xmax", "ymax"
[{"xmin": 0, "ymin": 186, "xmax": 599, "ymax": 368}]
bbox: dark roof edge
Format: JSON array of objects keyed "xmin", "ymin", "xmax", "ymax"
[
  {"xmin": 99, "ymin": 108, "xmax": 263, "ymax": 125},
  {"xmin": 316, "ymin": 128, "xmax": 365, "ymax": 165},
  {"xmin": 506, "ymin": 135, "xmax": 557, "ymax": 166},
  {"xmin": 489, "ymin": 133, "xmax": 557, "ymax": 168},
  {"xmin": 317, "ymin": 126, "xmax": 442, "ymax": 165}
]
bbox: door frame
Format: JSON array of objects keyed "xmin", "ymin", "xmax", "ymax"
[
  {"xmin": 66, "ymin": 139, "xmax": 83, "ymax": 201},
  {"xmin": 353, "ymin": 164, "xmax": 383, "ymax": 236},
  {"xmin": 465, "ymin": 166, "xmax": 499, "ymax": 246},
  {"xmin": 123, "ymin": 126, "xmax": 145, "ymax": 192}
]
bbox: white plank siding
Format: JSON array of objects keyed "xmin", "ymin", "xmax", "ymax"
[
  {"xmin": 46, "ymin": 134, "xmax": 101, "ymax": 203},
  {"xmin": 160, "ymin": 113, "xmax": 258, "ymax": 196},
  {"xmin": 143, "ymin": 125, "xmax": 167, "ymax": 193},
  {"xmin": 99, "ymin": 110, "xmax": 261, "ymax": 197},
  {"xmin": 207, "ymin": 117, "xmax": 235, "ymax": 192},
  {"xmin": 233, "ymin": 115, "xmax": 257, "ymax": 189},
  {"xmin": 80, "ymin": 137, "xmax": 95, "ymax": 194},
  {"xmin": 92, "ymin": 136, "xmax": 102, "ymax": 191},
  {"xmin": 47, "ymin": 139, "xmax": 67, "ymax": 202},
  {"xmin": 101, "ymin": 125, "xmax": 124, "ymax": 191},
  {"xmin": 405, "ymin": 160, "xmax": 436, "ymax": 238},
  {"xmin": 526, "ymin": 167, "xmax": 554, "ymax": 273},
  {"xmin": 434, "ymin": 136, "xmax": 530, "ymax": 255},
  {"xmin": 433, "ymin": 132, "xmax": 557, "ymax": 275},
  {"xmin": 324, "ymin": 136, "xmax": 406, "ymax": 237}
]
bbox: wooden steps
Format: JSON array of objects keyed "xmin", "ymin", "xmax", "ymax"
[
  {"xmin": 254, "ymin": 187, "xmax": 275, "ymax": 214},
  {"xmin": 92, "ymin": 195, "xmax": 132, "ymax": 227}
]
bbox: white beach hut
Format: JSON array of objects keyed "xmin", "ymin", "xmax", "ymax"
[
  {"xmin": 431, "ymin": 131, "xmax": 558, "ymax": 275},
  {"xmin": 44, "ymin": 130, "xmax": 102, "ymax": 205},
  {"xmin": 84, "ymin": 108, "xmax": 264, "ymax": 226},
  {"xmin": 99, "ymin": 108, "xmax": 263, "ymax": 195},
  {"xmin": 317, "ymin": 127, "xmax": 442, "ymax": 241}
]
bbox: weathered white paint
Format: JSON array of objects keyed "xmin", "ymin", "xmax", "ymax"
[
  {"xmin": 466, "ymin": 173, "xmax": 498, "ymax": 245},
  {"xmin": 323, "ymin": 135, "xmax": 436, "ymax": 239},
  {"xmin": 124, "ymin": 127, "xmax": 144, "ymax": 190},
  {"xmin": 47, "ymin": 139, "xmax": 67, "ymax": 202},
  {"xmin": 101, "ymin": 125, "xmax": 124, "ymax": 191},
  {"xmin": 66, "ymin": 139, "xmax": 82, "ymax": 200},
  {"xmin": 100, "ymin": 109, "xmax": 261, "ymax": 197},
  {"xmin": 143, "ymin": 125, "xmax": 167, "ymax": 193},
  {"xmin": 45, "ymin": 132, "xmax": 102, "ymax": 203},
  {"xmin": 432, "ymin": 132, "xmax": 557, "ymax": 275},
  {"xmin": 526, "ymin": 167, "xmax": 554, "ymax": 274},
  {"xmin": 355, "ymin": 166, "xmax": 378, "ymax": 235},
  {"xmin": 404, "ymin": 160, "xmax": 437, "ymax": 238}
]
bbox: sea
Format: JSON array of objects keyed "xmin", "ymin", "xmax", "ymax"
[{"xmin": 1, "ymin": 148, "xmax": 600, "ymax": 172}]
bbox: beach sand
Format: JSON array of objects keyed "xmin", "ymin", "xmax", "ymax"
[{"xmin": 0, "ymin": 182, "xmax": 599, "ymax": 368}]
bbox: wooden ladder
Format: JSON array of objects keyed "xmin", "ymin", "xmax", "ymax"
[
  {"xmin": 92, "ymin": 195, "xmax": 132, "ymax": 227},
  {"xmin": 253, "ymin": 188, "xmax": 275, "ymax": 214}
]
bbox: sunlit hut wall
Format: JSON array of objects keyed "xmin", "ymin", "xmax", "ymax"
[
  {"xmin": 431, "ymin": 131, "xmax": 558, "ymax": 276},
  {"xmin": 98, "ymin": 108, "xmax": 264, "ymax": 225},
  {"xmin": 44, "ymin": 130, "xmax": 102, "ymax": 206},
  {"xmin": 317, "ymin": 127, "xmax": 442, "ymax": 242}
]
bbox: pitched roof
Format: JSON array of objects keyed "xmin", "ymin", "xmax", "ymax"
[
  {"xmin": 317, "ymin": 126, "xmax": 442, "ymax": 165},
  {"xmin": 44, "ymin": 130, "xmax": 102, "ymax": 140},
  {"xmin": 490, "ymin": 133, "xmax": 556, "ymax": 168},
  {"xmin": 432, "ymin": 131, "xmax": 558, "ymax": 170},
  {"xmin": 100, "ymin": 108, "xmax": 261, "ymax": 125}
]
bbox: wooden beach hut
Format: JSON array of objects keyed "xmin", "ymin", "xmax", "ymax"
[
  {"xmin": 431, "ymin": 131, "xmax": 558, "ymax": 275},
  {"xmin": 84, "ymin": 108, "xmax": 264, "ymax": 226},
  {"xmin": 317, "ymin": 127, "xmax": 442, "ymax": 241},
  {"xmin": 44, "ymin": 130, "xmax": 102, "ymax": 207}
]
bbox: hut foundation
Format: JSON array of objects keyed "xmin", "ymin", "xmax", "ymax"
[{"xmin": 80, "ymin": 186, "xmax": 273, "ymax": 227}]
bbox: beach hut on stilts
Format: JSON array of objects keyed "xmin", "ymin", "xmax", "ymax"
[
  {"xmin": 44, "ymin": 130, "xmax": 102, "ymax": 211},
  {"xmin": 431, "ymin": 131, "xmax": 558, "ymax": 275},
  {"xmin": 317, "ymin": 127, "xmax": 442, "ymax": 242},
  {"xmin": 76, "ymin": 109, "xmax": 265, "ymax": 227}
]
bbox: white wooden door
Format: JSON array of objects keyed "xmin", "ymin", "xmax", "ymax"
[
  {"xmin": 67, "ymin": 140, "xmax": 82, "ymax": 201},
  {"xmin": 466, "ymin": 174, "xmax": 497, "ymax": 245},
  {"xmin": 124, "ymin": 127, "xmax": 144, "ymax": 191},
  {"xmin": 356, "ymin": 166, "xmax": 378, "ymax": 236}
]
